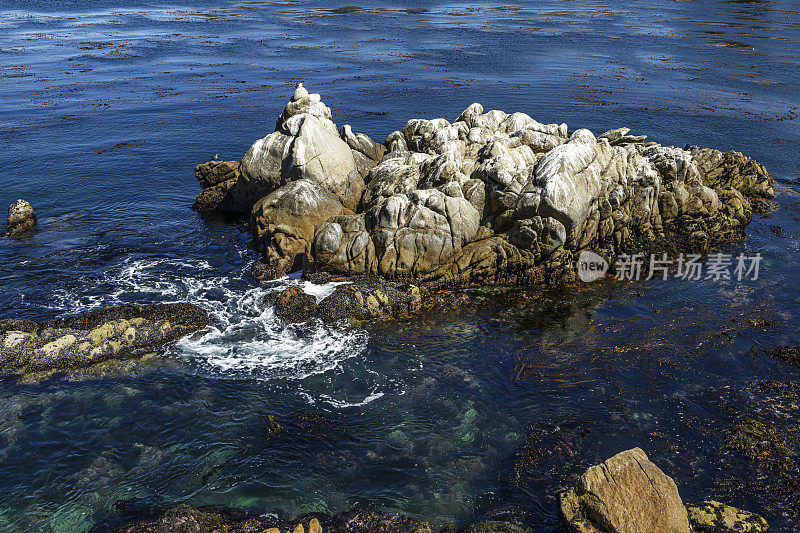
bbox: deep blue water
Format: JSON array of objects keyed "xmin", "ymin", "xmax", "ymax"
[{"xmin": 1, "ymin": 0, "xmax": 800, "ymax": 531}]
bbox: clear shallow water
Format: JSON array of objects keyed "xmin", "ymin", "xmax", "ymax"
[{"xmin": 1, "ymin": 0, "xmax": 800, "ymax": 531}]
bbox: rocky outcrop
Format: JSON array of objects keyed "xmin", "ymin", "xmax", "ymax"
[
  {"xmin": 0, "ymin": 303, "xmax": 208, "ymax": 373},
  {"xmin": 558, "ymin": 448, "xmax": 768, "ymax": 533},
  {"xmin": 192, "ymin": 160, "xmax": 241, "ymax": 214},
  {"xmin": 312, "ymin": 121, "xmax": 772, "ymax": 285},
  {"xmin": 687, "ymin": 501, "xmax": 769, "ymax": 533},
  {"xmin": 193, "ymin": 85, "xmax": 774, "ymax": 287},
  {"xmin": 5, "ymin": 199, "xmax": 37, "ymax": 238},
  {"xmin": 193, "ymin": 84, "xmax": 383, "ymax": 218}
]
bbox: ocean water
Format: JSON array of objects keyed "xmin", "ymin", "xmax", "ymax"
[{"xmin": 1, "ymin": 0, "xmax": 800, "ymax": 531}]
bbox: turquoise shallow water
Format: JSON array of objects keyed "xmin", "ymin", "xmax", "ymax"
[{"xmin": 1, "ymin": 0, "xmax": 800, "ymax": 531}]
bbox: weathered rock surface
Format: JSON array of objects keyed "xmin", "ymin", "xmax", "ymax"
[
  {"xmin": 194, "ymin": 83, "xmax": 382, "ymax": 217},
  {"xmin": 558, "ymin": 447, "xmax": 691, "ymax": 533},
  {"xmin": 686, "ymin": 501, "xmax": 768, "ymax": 533},
  {"xmin": 0, "ymin": 303, "xmax": 208, "ymax": 373},
  {"xmin": 194, "ymin": 85, "xmax": 773, "ymax": 286},
  {"xmin": 251, "ymin": 179, "xmax": 347, "ymax": 279},
  {"xmin": 6, "ymin": 199, "xmax": 37, "ymax": 238}
]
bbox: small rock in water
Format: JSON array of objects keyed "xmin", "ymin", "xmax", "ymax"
[
  {"xmin": 274, "ymin": 286, "xmax": 317, "ymax": 323},
  {"xmin": 5, "ymin": 199, "xmax": 37, "ymax": 238},
  {"xmin": 687, "ymin": 501, "xmax": 768, "ymax": 533}
]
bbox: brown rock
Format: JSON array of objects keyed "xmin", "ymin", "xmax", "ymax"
[
  {"xmin": 558, "ymin": 447, "xmax": 691, "ymax": 533},
  {"xmin": 251, "ymin": 179, "xmax": 345, "ymax": 280},
  {"xmin": 6, "ymin": 199, "xmax": 37, "ymax": 238},
  {"xmin": 194, "ymin": 160, "xmax": 240, "ymax": 189}
]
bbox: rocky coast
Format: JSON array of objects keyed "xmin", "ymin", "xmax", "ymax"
[{"xmin": 1, "ymin": 85, "xmax": 782, "ymax": 532}]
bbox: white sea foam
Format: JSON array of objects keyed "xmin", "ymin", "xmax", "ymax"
[{"xmin": 49, "ymin": 257, "xmax": 368, "ymax": 384}]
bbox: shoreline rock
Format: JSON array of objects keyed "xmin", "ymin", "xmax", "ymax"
[
  {"xmin": 559, "ymin": 447, "xmax": 692, "ymax": 532},
  {"xmin": 5, "ymin": 199, "xmax": 37, "ymax": 238},
  {"xmin": 559, "ymin": 447, "xmax": 768, "ymax": 533},
  {"xmin": 0, "ymin": 302, "xmax": 209, "ymax": 373},
  {"xmin": 687, "ymin": 501, "xmax": 769, "ymax": 533},
  {"xmin": 194, "ymin": 84, "xmax": 774, "ymax": 288}
]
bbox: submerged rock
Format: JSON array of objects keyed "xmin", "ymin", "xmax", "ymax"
[
  {"xmin": 686, "ymin": 501, "xmax": 768, "ymax": 533},
  {"xmin": 558, "ymin": 447, "xmax": 691, "ymax": 533},
  {"xmin": 5, "ymin": 199, "xmax": 37, "ymax": 238},
  {"xmin": 725, "ymin": 417, "xmax": 796, "ymax": 472},
  {"xmin": 0, "ymin": 303, "xmax": 208, "ymax": 373},
  {"xmin": 462, "ymin": 520, "xmax": 531, "ymax": 533},
  {"xmin": 195, "ymin": 85, "xmax": 773, "ymax": 288},
  {"xmin": 92, "ymin": 502, "xmax": 431, "ymax": 533},
  {"xmin": 769, "ymin": 345, "xmax": 800, "ymax": 367}
]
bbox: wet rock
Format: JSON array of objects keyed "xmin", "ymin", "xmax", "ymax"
[
  {"xmin": 274, "ymin": 286, "xmax": 317, "ymax": 323},
  {"xmin": 93, "ymin": 502, "xmax": 430, "ymax": 533},
  {"xmin": 314, "ymin": 278, "xmax": 424, "ymax": 322},
  {"xmin": 558, "ymin": 447, "xmax": 691, "ymax": 533},
  {"xmin": 725, "ymin": 417, "xmax": 795, "ymax": 471},
  {"xmin": 93, "ymin": 503, "xmax": 266, "ymax": 532},
  {"xmin": 5, "ymin": 199, "xmax": 37, "ymax": 238},
  {"xmin": 319, "ymin": 510, "xmax": 431, "ymax": 533},
  {"xmin": 686, "ymin": 501, "xmax": 768, "ymax": 533},
  {"xmin": 0, "ymin": 303, "xmax": 208, "ymax": 373}
]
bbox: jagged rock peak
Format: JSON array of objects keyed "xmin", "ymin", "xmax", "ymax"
[{"xmin": 276, "ymin": 82, "xmax": 333, "ymax": 132}]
